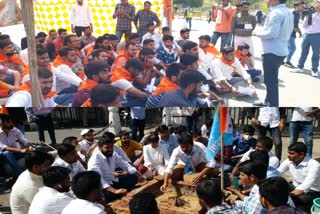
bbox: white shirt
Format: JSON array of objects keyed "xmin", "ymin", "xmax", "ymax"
[
  {"xmin": 62, "ymin": 198, "xmax": 106, "ymax": 214},
  {"xmin": 143, "ymin": 144, "xmax": 169, "ymax": 167},
  {"xmin": 88, "ymin": 150, "xmax": 137, "ymax": 189},
  {"xmin": 194, "ymin": 141, "xmax": 207, "ymax": 153},
  {"xmin": 52, "ymin": 158, "xmax": 86, "ymax": 180},
  {"xmin": 10, "ymin": 170, "xmax": 44, "ymax": 214},
  {"xmin": 52, "ymin": 65, "xmax": 83, "ymax": 92},
  {"xmin": 111, "ymin": 79, "xmax": 134, "ymax": 91},
  {"xmin": 240, "ymin": 148, "xmax": 280, "ymax": 168},
  {"xmin": 291, "ymin": 107, "xmax": 313, "ymax": 122},
  {"xmin": 79, "ymin": 139, "xmax": 98, "ymax": 152},
  {"xmin": 5, "ymin": 90, "xmax": 57, "ymax": 108},
  {"xmin": 0, "ymin": 127, "xmax": 28, "ymax": 152},
  {"xmin": 141, "ymin": 32, "xmax": 162, "ymax": 50},
  {"xmin": 258, "ymin": 107, "xmax": 280, "ymax": 128},
  {"xmin": 70, "ymin": 4, "xmax": 93, "ymax": 27},
  {"xmin": 91, "ymin": 144, "xmax": 131, "ymax": 163},
  {"xmin": 29, "ymin": 186, "xmax": 74, "ymax": 214},
  {"xmin": 165, "ymin": 144, "xmax": 215, "ymax": 174},
  {"xmin": 19, "ymin": 48, "xmax": 29, "ymax": 65},
  {"xmin": 210, "ymin": 58, "xmax": 251, "ymax": 81},
  {"xmin": 201, "ymin": 124, "xmax": 208, "ymax": 137},
  {"xmin": 277, "ymin": 156, "xmax": 320, "ymax": 192}
]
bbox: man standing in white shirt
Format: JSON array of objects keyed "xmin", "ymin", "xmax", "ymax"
[
  {"xmin": 70, "ymin": 0, "xmax": 93, "ymax": 37},
  {"xmin": 160, "ymin": 134, "xmax": 218, "ymax": 192},
  {"xmin": 10, "ymin": 151, "xmax": 53, "ymax": 214},
  {"xmin": 277, "ymin": 142, "xmax": 320, "ymax": 209},
  {"xmin": 52, "ymin": 143, "xmax": 86, "ymax": 180},
  {"xmin": 250, "ymin": 107, "xmax": 285, "ymax": 160},
  {"xmin": 0, "ymin": 115, "xmax": 32, "ymax": 176},
  {"xmin": 88, "ymin": 137, "xmax": 144, "ymax": 202},
  {"xmin": 29, "ymin": 166, "xmax": 74, "ymax": 214},
  {"xmin": 62, "ymin": 171, "xmax": 106, "ymax": 214},
  {"xmin": 289, "ymin": 107, "xmax": 319, "ymax": 157}
]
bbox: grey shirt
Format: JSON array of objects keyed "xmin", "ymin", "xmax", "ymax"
[{"xmin": 232, "ymin": 13, "xmax": 256, "ymax": 37}]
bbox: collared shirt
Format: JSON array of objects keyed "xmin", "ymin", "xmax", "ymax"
[
  {"xmin": 165, "ymin": 144, "xmax": 215, "ymax": 174},
  {"xmin": 70, "ymin": 4, "xmax": 93, "ymax": 27},
  {"xmin": 258, "ymin": 107, "xmax": 280, "ymax": 128},
  {"xmin": 87, "ymin": 150, "xmax": 137, "ymax": 189},
  {"xmin": 10, "ymin": 170, "xmax": 44, "ymax": 214},
  {"xmin": 232, "ymin": 13, "xmax": 257, "ymax": 37},
  {"xmin": 291, "ymin": 107, "xmax": 313, "ymax": 122},
  {"xmin": 159, "ymin": 134, "xmax": 178, "ymax": 157},
  {"xmin": 130, "ymin": 107, "xmax": 146, "ymax": 120},
  {"xmin": 269, "ymin": 205, "xmax": 305, "ymax": 214},
  {"xmin": 240, "ymin": 148, "xmax": 280, "ymax": 168},
  {"xmin": 277, "ymin": 156, "xmax": 320, "ymax": 192},
  {"xmin": 143, "ymin": 144, "xmax": 169, "ymax": 167},
  {"xmin": 114, "ymin": 3, "xmax": 135, "ymax": 31},
  {"xmin": 62, "ymin": 198, "xmax": 106, "ymax": 214},
  {"xmin": 211, "ymin": 58, "xmax": 251, "ymax": 81},
  {"xmin": 157, "ymin": 89, "xmax": 197, "ymax": 107},
  {"xmin": 115, "ymin": 140, "xmax": 143, "ymax": 161},
  {"xmin": 29, "ymin": 186, "xmax": 74, "ymax": 214},
  {"xmin": 206, "ymin": 205, "xmax": 242, "ymax": 214},
  {"xmin": 52, "ymin": 158, "xmax": 86, "ymax": 180},
  {"xmin": 80, "ymin": 35, "xmax": 96, "ymax": 47},
  {"xmin": 141, "ymin": 32, "xmax": 162, "ymax": 49},
  {"xmin": 243, "ymin": 184, "xmax": 268, "ymax": 214},
  {"xmin": 255, "ymin": 4, "xmax": 293, "ymax": 56},
  {"xmin": 0, "ymin": 127, "xmax": 28, "ymax": 151},
  {"xmin": 157, "ymin": 45, "xmax": 178, "ymax": 64},
  {"xmin": 79, "ymin": 139, "xmax": 99, "ymax": 152},
  {"xmin": 53, "ymin": 64, "xmax": 83, "ymax": 92},
  {"xmin": 91, "ymin": 145, "xmax": 131, "ymax": 163},
  {"xmin": 267, "ymin": 166, "xmax": 281, "ymax": 178},
  {"xmin": 134, "ymin": 10, "xmax": 161, "ymax": 31},
  {"xmin": 5, "ymin": 90, "xmax": 57, "ymax": 108},
  {"xmin": 303, "ymin": 12, "xmax": 320, "ymax": 34}
]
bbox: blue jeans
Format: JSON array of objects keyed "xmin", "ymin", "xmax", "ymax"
[
  {"xmin": 298, "ymin": 33, "xmax": 320, "ymax": 72},
  {"xmin": 0, "ymin": 151, "xmax": 24, "ymax": 176},
  {"xmin": 289, "ymin": 121, "xmax": 313, "ymax": 157},
  {"xmin": 116, "ymin": 30, "xmax": 131, "ymax": 43},
  {"xmin": 211, "ymin": 32, "xmax": 232, "ymax": 51},
  {"xmin": 286, "ymin": 36, "xmax": 296, "ymax": 63}
]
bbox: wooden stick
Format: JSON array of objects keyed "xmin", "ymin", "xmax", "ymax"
[
  {"xmin": 20, "ymin": 0, "xmax": 44, "ymax": 107},
  {"xmin": 221, "ymin": 134, "xmax": 224, "ymax": 192}
]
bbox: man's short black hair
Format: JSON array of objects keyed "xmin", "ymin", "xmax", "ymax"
[
  {"xmin": 139, "ymin": 48, "xmax": 155, "ymax": 58},
  {"xmin": 129, "ymin": 192, "xmax": 158, "ymax": 214},
  {"xmin": 58, "ymin": 46, "xmax": 75, "ymax": 57},
  {"xmin": 125, "ymin": 59, "xmax": 144, "ymax": 71},
  {"xmin": 163, "ymin": 35, "xmax": 174, "ymax": 42},
  {"xmin": 97, "ymin": 136, "xmax": 114, "ymax": 147},
  {"xmin": 180, "ymin": 28, "xmax": 190, "ymax": 35},
  {"xmin": 196, "ymin": 180, "xmax": 223, "ymax": 207},
  {"xmin": 249, "ymin": 150, "xmax": 269, "ymax": 166},
  {"xmin": 178, "ymin": 133, "xmax": 194, "ymax": 146},
  {"xmin": 106, "ymin": 34, "xmax": 119, "ymax": 41},
  {"xmin": 36, "ymin": 47, "xmax": 48, "ymax": 56},
  {"xmin": 182, "ymin": 41, "xmax": 197, "ymax": 53},
  {"xmin": 72, "ymin": 171, "xmax": 101, "ymax": 199},
  {"xmin": 38, "ymin": 68, "xmax": 53, "ymax": 79},
  {"xmin": 57, "ymin": 143, "xmax": 75, "ymax": 158},
  {"xmin": 257, "ymin": 137, "xmax": 273, "ymax": 150},
  {"xmin": 91, "ymin": 84, "xmax": 120, "ymax": 106},
  {"xmin": 63, "ymin": 34, "xmax": 77, "ymax": 46},
  {"xmin": 91, "ymin": 49, "xmax": 107, "ymax": 59},
  {"xmin": 279, "ymin": 0, "xmax": 287, "ymax": 3},
  {"xmin": 57, "ymin": 28, "xmax": 67, "ymax": 35},
  {"xmin": 43, "ymin": 166, "xmax": 71, "ymax": 188},
  {"xmin": 94, "ymin": 36, "xmax": 109, "ymax": 49},
  {"xmin": 175, "ymin": 125, "xmax": 188, "ymax": 135},
  {"xmin": 288, "ymin": 142, "xmax": 307, "ymax": 155},
  {"xmin": 125, "ymin": 42, "xmax": 137, "ymax": 50},
  {"xmin": 147, "ymin": 131, "xmax": 160, "ymax": 143},
  {"xmin": 157, "ymin": 124, "xmax": 169, "ymax": 133},
  {"xmin": 179, "ymin": 69, "xmax": 206, "ymax": 89},
  {"xmin": 162, "ymin": 27, "xmax": 170, "ymax": 32},
  {"xmin": 128, "ymin": 33, "xmax": 140, "ymax": 41},
  {"xmin": 146, "ymin": 23, "xmax": 155, "ymax": 28},
  {"xmin": 221, "ymin": 46, "xmax": 235, "ymax": 55},
  {"xmin": 238, "ymin": 160, "xmax": 267, "ymax": 180},
  {"xmin": 179, "ymin": 54, "xmax": 199, "ymax": 66},
  {"xmin": 0, "ymin": 34, "xmax": 10, "ymax": 40},
  {"xmin": 237, "ymin": 43, "xmax": 250, "ymax": 51},
  {"xmin": 102, "ymin": 131, "xmax": 116, "ymax": 140},
  {"xmin": 241, "ymin": 1, "xmax": 250, "ymax": 6},
  {"xmin": 293, "ymin": 2, "xmax": 302, "ymax": 7},
  {"xmin": 142, "ymin": 39, "xmax": 155, "ymax": 46},
  {"xmin": 62, "ymin": 136, "xmax": 78, "ymax": 145},
  {"xmin": 144, "ymin": 1, "xmax": 152, "ymax": 6},
  {"xmin": 241, "ymin": 125, "xmax": 255, "ymax": 135},
  {"xmin": 0, "ymin": 40, "xmax": 12, "ymax": 49},
  {"xmin": 259, "ymin": 176, "xmax": 289, "ymax": 207},
  {"xmin": 84, "ymin": 61, "xmax": 110, "ymax": 80},
  {"xmin": 37, "ymin": 31, "xmax": 47, "ymax": 38},
  {"xmin": 166, "ymin": 63, "xmax": 185, "ymax": 78},
  {"xmin": 25, "ymin": 151, "xmax": 53, "ymax": 171},
  {"xmin": 198, "ymin": 35, "xmax": 211, "ymax": 42}
]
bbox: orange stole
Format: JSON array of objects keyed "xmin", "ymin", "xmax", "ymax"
[
  {"xmin": 0, "ymin": 52, "xmax": 27, "ymax": 68},
  {"xmin": 234, "ymin": 50, "xmax": 248, "ymax": 67},
  {"xmin": 53, "ymin": 55, "xmax": 85, "ymax": 80},
  {"xmin": 78, "ymin": 79, "xmax": 98, "ymax": 91},
  {"xmin": 15, "ymin": 81, "xmax": 56, "ymax": 99},
  {"xmin": 81, "ymin": 98, "xmax": 92, "ymax": 107},
  {"xmin": 153, "ymin": 77, "xmax": 179, "ymax": 96}
]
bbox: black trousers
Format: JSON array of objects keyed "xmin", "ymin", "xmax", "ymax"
[
  {"xmin": 289, "ymin": 183, "xmax": 320, "ymax": 209},
  {"xmin": 256, "ymin": 125, "xmax": 282, "ymax": 161},
  {"xmin": 74, "ymin": 26, "xmax": 88, "ymax": 37},
  {"xmin": 262, "ymin": 53, "xmax": 285, "ymax": 106},
  {"xmin": 35, "ymin": 114, "xmax": 56, "ymax": 144},
  {"xmin": 130, "ymin": 119, "xmax": 145, "ymax": 142}
]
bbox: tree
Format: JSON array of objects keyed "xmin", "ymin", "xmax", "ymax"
[{"xmin": 175, "ymin": 0, "xmax": 204, "ymax": 8}]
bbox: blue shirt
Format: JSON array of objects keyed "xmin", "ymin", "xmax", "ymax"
[
  {"xmin": 157, "ymin": 89, "xmax": 197, "ymax": 107},
  {"xmin": 130, "ymin": 107, "xmax": 145, "ymax": 120},
  {"xmin": 256, "ymin": 4, "xmax": 293, "ymax": 56},
  {"xmin": 159, "ymin": 134, "xmax": 178, "ymax": 157}
]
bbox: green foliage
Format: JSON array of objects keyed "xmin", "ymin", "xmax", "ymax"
[{"xmin": 175, "ymin": 0, "xmax": 204, "ymax": 8}]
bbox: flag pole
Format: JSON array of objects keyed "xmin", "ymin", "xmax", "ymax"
[{"xmin": 220, "ymin": 133, "xmax": 224, "ymax": 192}]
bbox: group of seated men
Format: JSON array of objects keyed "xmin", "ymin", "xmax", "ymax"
[
  {"xmin": 1, "ymin": 112, "xmax": 319, "ymax": 213},
  {"xmin": 0, "ymin": 25, "xmax": 262, "ymax": 107}
]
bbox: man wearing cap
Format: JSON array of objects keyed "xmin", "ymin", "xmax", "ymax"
[
  {"xmin": 177, "ymin": 28, "xmax": 191, "ymax": 48},
  {"xmin": 79, "ymin": 128, "xmax": 98, "ymax": 157}
]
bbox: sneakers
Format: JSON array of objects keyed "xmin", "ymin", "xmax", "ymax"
[
  {"xmin": 291, "ymin": 67, "xmax": 304, "ymax": 73},
  {"xmin": 311, "ymin": 71, "xmax": 319, "ymax": 77},
  {"xmin": 283, "ymin": 62, "xmax": 295, "ymax": 68}
]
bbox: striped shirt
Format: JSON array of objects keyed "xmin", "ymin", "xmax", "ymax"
[{"xmin": 114, "ymin": 3, "xmax": 135, "ymax": 31}]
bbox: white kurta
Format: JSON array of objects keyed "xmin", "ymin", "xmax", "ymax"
[{"xmin": 143, "ymin": 144, "xmax": 170, "ymax": 175}]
